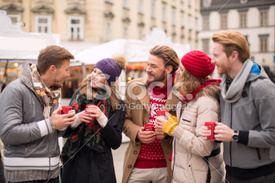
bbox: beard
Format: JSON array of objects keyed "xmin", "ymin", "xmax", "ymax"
[{"xmin": 147, "ymin": 69, "xmax": 167, "ymax": 84}]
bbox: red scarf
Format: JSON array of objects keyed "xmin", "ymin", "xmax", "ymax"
[{"xmin": 181, "ymin": 79, "xmax": 222, "ymax": 103}]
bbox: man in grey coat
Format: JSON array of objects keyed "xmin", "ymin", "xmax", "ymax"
[
  {"xmin": 204, "ymin": 31, "xmax": 275, "ymax": 182},
  {"xmin": 0, "ymin": 45, "xmax": 76, "ymax": 183}
]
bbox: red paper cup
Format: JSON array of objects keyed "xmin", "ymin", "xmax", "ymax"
[
  {"xmin": 60, "ymin": 106, "xmax": 72, "ymax": 114},
  {"xmin": 86, "ymin": 104, "xmax": 96, "ymax": 108},
  {"xmin": 157, "ymin": 110, "xmax": 166, "ymax": 116},
  {"xmin": 144, "ymin": 124, "xmax": 155, "ymax": 131},
  {"xmin": 205, "ymin": 122, "xmax": 216, "ymax": 140}
]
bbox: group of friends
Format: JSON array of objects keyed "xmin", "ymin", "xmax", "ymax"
[{"xmin": 0, "ymin": 30, "xmax": 274, "ymax": 183}]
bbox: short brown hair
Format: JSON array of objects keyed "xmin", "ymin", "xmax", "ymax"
[
  {"xmin": 37, "ymin": 45, "xmax": 74, "ymax": 75},
  {"xmin": 212, "ymin": 31, "xmax": 250, "ymax": 63},
  {"xmin": 149, "ymin": 45, "xmax": 180, "ymax": 75}
]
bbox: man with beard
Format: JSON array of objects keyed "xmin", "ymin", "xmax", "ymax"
[
  {"xmin": 203, "ymin": 31, "xmax": 275, "ymax": 182},
  {"xmin": 122, "ymin": 45, "xmax": 180, "ymax": 183},
  {"xmin": 0, "ymin": 45, "xmax": 76, "ymax": 183}
]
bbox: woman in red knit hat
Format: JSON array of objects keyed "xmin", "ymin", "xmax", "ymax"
[{"xmin": 156, "ymin": 50, "xmax": 225, "ymax": 183}]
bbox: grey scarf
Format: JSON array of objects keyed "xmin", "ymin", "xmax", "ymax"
[{"xmin": 220, "ymin": 59, "xmax": 253, "ymax": 103}]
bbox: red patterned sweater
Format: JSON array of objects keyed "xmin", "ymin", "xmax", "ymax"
[{"xmin": 135, "ymin": 79, "xmax": 172, "ymax": 168}]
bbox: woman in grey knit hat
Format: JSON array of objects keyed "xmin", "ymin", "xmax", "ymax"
[{"xmin": 61, "ymin": 55, "xmax": 126, "ymax": 183}]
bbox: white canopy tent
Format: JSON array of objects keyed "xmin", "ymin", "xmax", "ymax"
[
  {"xmin": 0, "ymin": 10, "xmax": 60, "ymax": 61},
  {"xmin": 74, "ymin": 28, "xmax": 190, "ymax": 65}
]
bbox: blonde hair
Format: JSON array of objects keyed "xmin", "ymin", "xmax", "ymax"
[{"xmin": 212, "ymin": 31, "xmax": 250, "ymax": 63}]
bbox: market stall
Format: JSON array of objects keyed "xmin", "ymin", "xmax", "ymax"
[{"xmin": 0, "ymin": 10, "xmax": 60, "ymax": 93}]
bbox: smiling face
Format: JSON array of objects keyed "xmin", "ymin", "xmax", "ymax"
[
  {"xmin": 146, "ymin": 55, "xmax": 170, "ymax": 84},
  {"xmin": 90, "ymin": 67, "xmax": 107, "ymax": 89},
  {"xmin": 212, "ymin": 42, "xmax": 233, "ymax": 75},
  {"xmin": 51, "ymin": 59, "xmax": 71, "ymax": 88}
]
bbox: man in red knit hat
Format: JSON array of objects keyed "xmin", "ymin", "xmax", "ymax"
[{"xmin": 122, "ymin": 45, "xmax": 180, "ymax": 183}]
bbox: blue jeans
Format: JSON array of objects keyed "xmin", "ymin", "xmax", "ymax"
[{"xmin": 9, "ymin": 177, "xmax": 59, "ymax": 183}]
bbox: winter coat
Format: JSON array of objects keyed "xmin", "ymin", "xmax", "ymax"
[
  {"xmin": 0, "ymin": 64, "xmax": 63, "ymax": 181},
  {"xmin": 61, "ymin": 89, "xmax": 125, "ymax": 183},
  {"xmin": 171, "ymin": 84, "xmax": 224, "ymax": 183},
  {"xmin": 220, "ymin": 62, "xmax": 275, "ymax": 178},
  {"xmin": 122, "ymin": 76, "xmax": 180, "ymax": 183}
]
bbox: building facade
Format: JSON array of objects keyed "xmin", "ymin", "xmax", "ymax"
[
  {"xmin": 0, "ymin": 0, "xmax": 201, "ymax": 50},
  {"xmin": 199, "ymin": 0, "xmax": 275, "ymax": 74}
]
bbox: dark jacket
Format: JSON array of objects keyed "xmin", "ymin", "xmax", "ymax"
[{"xmin": 61, "ymin": 89, "xmax": 125, "ymax": 183}]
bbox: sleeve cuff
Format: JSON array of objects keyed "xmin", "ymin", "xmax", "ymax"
[
  {"xmin": 71, "ymin": 113, "xmax": 82, "ymax": 129},
  {"xmin": 97, "ymin": 113, "xmax": 108, "ymax": 127},
  {"xmin": 38, "ymin": 118, "xmax": 54, "ymax": 137},
  {"xmin": 162, "ymin": 117, "xmax": 178, "ymax": 136},
  {"xmin": 135, "ymin": 134, "xmax": 140, "ymax": 142},
  {"xmin": 238, "ymin": 130, "xmax": 249, "ymax": 145}
]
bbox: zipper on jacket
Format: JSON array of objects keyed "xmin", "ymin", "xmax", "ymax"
[
  {"xmin": 172, "ymin": 139, "xmax": 176, "ymax": 178},
  {"xmin": 230, "ymin": 104, "xmax": 233, "ymax": 167},
  {"xmin": 256, "ymin": 148, "xmax": 262, "ymax": 160}
]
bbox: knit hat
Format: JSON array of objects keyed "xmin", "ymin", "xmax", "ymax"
[
  {"xmin": 181, "ymin": 50, "xmax": 215, "ymax": 78},
  {"xmin": 94, "ymin": 54, "xmax": 126, "ymax": 84}
]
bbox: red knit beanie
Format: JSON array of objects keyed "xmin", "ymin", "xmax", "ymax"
[{"xmin": 181, "ymin": 50, "xmax": 215, "ymax": 78}]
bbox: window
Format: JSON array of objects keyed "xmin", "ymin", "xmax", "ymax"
[
  {"xmin": 35, "ymin": 15, "xmax": 52, "ymax": 33},
  {"xmin": 123, "ymin": 26, "xmax": 128, "ymax": 39},
  {"xmin": 123, "ymin": 0, "xmax": 129, "ymax": 9},
  {"xmin": 188, "ymin": 14, "xmax": 192, "ymax": 30},
  {"xmin": 180, "ymin": 11, "xmax": 184, "ymax": 27},
  {"xmin": 239, "ymin": 12, "xmax": 247, "ymax": 28},
  {"xmin": 202, "ymin": 39, "xmax": 209, "ymax": 54},
  {"xmin": 203, "ymin": 0, "xmax": 211, "ymax": 7},
  {"xmin": 181, "ymin": 35, "xmax": 185, "ymax": 44},
  {"xmin": 172, "ymin": 34, "xmax": 176, "ymax": 43},
  {"xmin": 8, "ymin": 14, "xmax": 21, "ymax": 24},
  {"xmin": 68, "ymin": 16, "xmax": 84, "ymax": 40},
  {"xmin": 138, "ymin": 0, "xmax": 143, "ymax": 14},
  {"xmin": 172, "ymin": 7, "xmax": 176, "ymax": 26},
  {"xmin": 202, "ymin": 15, "xmax": 209, "ymax": 30},
  {"xmin": 259, "ymin": 35, "xmax": 269, "ymax": 53},
  {"xmin": 105, "ymin": 0, "xmax": 113, "ymax": 3},
  {"xmin": 220, "ymin": 14, "xmax": 227, "ymax": 29},
  {"xmin": 260, "ymin": 10, "xmax": 268, "ymax": 27},
  {"xmin": 105, "ymin": 22, "xmax": 112, "ymax": 41},
  {"xmin": 162, "ymin": 3, "xmax": 166, "ymax": 22},
  {"xmin": 151, "ymin": 0, "xmax": 155, "ymax": 18},
  {"xmin": 195, "ymin": 17, "xmax": 198, "ymax": 31}
]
